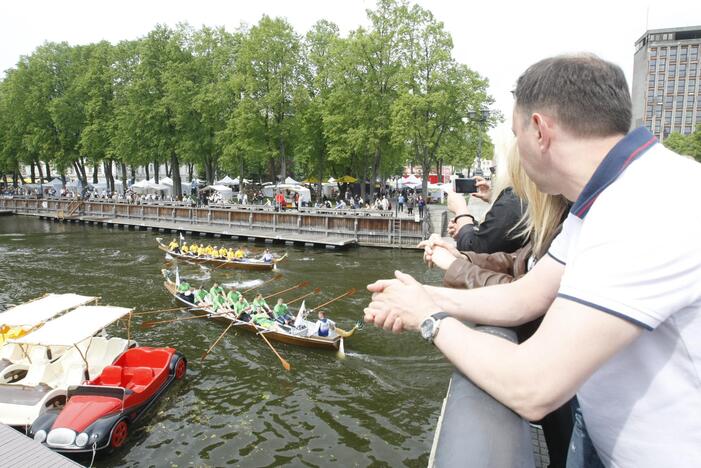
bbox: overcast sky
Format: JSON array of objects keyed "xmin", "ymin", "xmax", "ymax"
[{"xmin": 3, "ymin": 0, "xmax": 701, "ymax": 146}]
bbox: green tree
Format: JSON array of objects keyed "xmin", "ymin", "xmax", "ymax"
[{"xmin": 236, "ymin": 16, "xmax": 303, "ymax": 180}]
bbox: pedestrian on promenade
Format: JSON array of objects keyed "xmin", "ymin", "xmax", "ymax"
[
  {"xmin": 417, "ymin": 196, "xmax": 425, "ymax": 218},
  {"xmin": 364, "ymin": 53, "xmax": 701, "ymax": 468},
  {"xmin": 398, "ymin": 193, "xmax": 405, "ymax": 212}
]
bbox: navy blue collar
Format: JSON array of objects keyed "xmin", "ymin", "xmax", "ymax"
[{"xmin": 571, "ymin": 127, "xmax": 657, "ymax": 219}]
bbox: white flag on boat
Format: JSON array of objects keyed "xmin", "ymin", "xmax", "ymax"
[
  {"xmin": 294, "ymin": 301, "xmax": 306, "ymax": 328},
  {"xmin": 175, "ymin": 267, "xmax": 180, "ymax": 286},
  {"xmin": 179, "ymin": 232, "xmax": 185, "ymax": 244}
]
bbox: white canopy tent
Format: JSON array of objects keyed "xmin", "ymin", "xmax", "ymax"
[
  {"xmin": 398, "ymin": 174, "xmax": 422, "ymax": 189},
  {"xmin": 217, "ymin": 176, "xmax": 240, "ymax": 186},
  {"xmin": 0, "ymin": 294, "xmax": 96, "ymax": 327},
  {"xmin": 321, "ymin": 182, "xmax": 339, "ymax": 199},
  {"xmin": 202, "ymin": 184, "xmax": 234, "ymax": 201},
  {"xmin": 262, "ymin": 184, "xmax": 311, "ymax": 203},
  {"xmin": 130, "ymin": 179, "xmax": 170, "ymax": 194},
  {"xmin": 10, "ymin": 306, "xmax": 131, "ymax": 347},
  {"xmin": 48, "ymin": 178, "xmax": 64, "ymax": 191},
  {"xmin": 284, "ymin": 176, "xmax": 301, "ymax": 185}
]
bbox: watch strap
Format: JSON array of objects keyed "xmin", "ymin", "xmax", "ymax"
[{"xmin": 431, "ymin": 312, "xmax": 450, "ymax": 321}]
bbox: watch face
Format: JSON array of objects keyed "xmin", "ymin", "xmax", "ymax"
[{"xmin": 420, "ymin": 318, "xmax": 433, "ymax": 340}]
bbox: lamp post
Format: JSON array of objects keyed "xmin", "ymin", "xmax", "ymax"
[{"xmin": 467, "ymin": 109, "xmax": 490, "ymax": 177}]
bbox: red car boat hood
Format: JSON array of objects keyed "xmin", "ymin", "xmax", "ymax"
[{"xmin": 53, "ymin": 395, "xmax": 122, "ymax": 433}]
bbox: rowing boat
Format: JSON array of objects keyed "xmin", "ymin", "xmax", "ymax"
[
  {"xmin": 157, "ymin": 241, "xmax": 287, "ymax": 271},
  {"xmin": 163, "ymin": 278, "xmax": 348, "ymax": 351}
]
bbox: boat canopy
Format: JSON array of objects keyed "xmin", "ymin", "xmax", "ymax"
[
  {"xmin": 9, "ymin": 306, "xmax": 131, "ymax": 347},
  {"xmin": 0, "ymin": 293, "xmax": 96, "ymax": 327}
]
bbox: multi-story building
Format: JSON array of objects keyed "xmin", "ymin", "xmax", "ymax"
[{"xmin": 632, "ymin": 26, "xmax": 701, "ymax": 140}]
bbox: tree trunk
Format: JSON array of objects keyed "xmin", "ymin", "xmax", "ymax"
[
  {"xmin": 153, "ymin": 160, "xmax": 159, "ymax": 183},
  {"xmin": 171, "ymin": 152, "xmax": 182, "ymax": 199},
  {"xmin": 45, "ymin": 162, "xmax": 51, "ymax": 180},
  {"xmin": 187, "ymin": 163, "xmax": 193, "ymax": 182},
  {"xmin": 421, "ymin": 147, "xmax": 430, "ymax": 197},
  {"xmin": 165, "ymin": 160, "xmax": 171, "ymax": 178},
  {"xmin": 36, "ymin": 159, "xmax": 44, "ymax": 181},
  {"xmin": 121, "ymin": 163, "xmax": 128, "ymax": 193},
  {"xmin": 104, "ymin": 160, "xmax": 115, "ymax": 194},
  {"xmin": 145, "ymin": 164, "xmax": 150, "ymax": 180},
  {"xmin": 30, "ymin": 162, "xmax": 36, "ymax": 183},
  {"xmin": 371, "ymin": 147, "xmax": 381, "ymax": 199},
  {"xmin": 130, "ymin": 165, "xmax": 136, "ymax": 183},
  {"xmin": 279, "ymin": 137, "xmax": 287, "ymax": 180},
  {"xmin": 92, "ymin": 164, "xmax": 98, "ymax": 184}
]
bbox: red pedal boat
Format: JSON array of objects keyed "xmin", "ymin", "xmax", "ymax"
[{"xmin": 30, "ymin": 346, "xmax": 186, "ymax": 453}]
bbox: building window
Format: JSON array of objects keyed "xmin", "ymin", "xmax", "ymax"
[
  {"xmin": 670, "ymin": 47, "xmax": 678, "ymax": 57},
  {"xmin": 684, "ymin": 126, "xmax": 692, "ymax": 135},
  {"xmin": 690, "ymin": 47, "xmax": 699, "ymax": 61},
  {"xmin": 667, "ymin": 83, "xmax": 675, "ymax": 92},
  {"xmin": 660, "ymin": 47, "xmax": 667, "ymax": 56}
]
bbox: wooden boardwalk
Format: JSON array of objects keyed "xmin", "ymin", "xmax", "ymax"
[
  {"xmin": 1, "ymin": 197, "xmax": 427, "ymax": 249},
  {"xmin": 0, "ymin": 423, "xmax": 83, "ymax": 468}
]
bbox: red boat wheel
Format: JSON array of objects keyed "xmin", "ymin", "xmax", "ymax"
[
  {"xmin": 175, "ymin": 358, "xmax": 187, "ymax": 380},
  {"xmin": 111, "ymin": 420, "xmax": 129, "ymax": 449}
]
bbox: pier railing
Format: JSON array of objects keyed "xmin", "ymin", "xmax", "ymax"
[{"xmin": 0, "ymin": 197, "xmax": 426, "ymax": 248}]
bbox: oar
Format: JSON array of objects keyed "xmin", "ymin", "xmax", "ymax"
[
  {"xmin": 243, "ymin": 273, "xmax": 283, "ymax": 293},
  {"xmin": 133, "ymin": 306, "xmax": 187, "ymax": 316},
  {"xmin": 262, "ymin": 281, "xmax": 309, "ymax": 300},
  {"xmin": 287, "ymin": 288, "xmax": 321, "ymax": 305},
  {"xmin": 257, "ymin": 330, "xmax": 291, "ymax": 371},
  {"xmin": 200, "ymin": 320, "xmax": 237, "ymax": 361},
  {"xmin": 212, "ymin": 257, "xmax": 235, "ymax": 271},
  {"xmin": 141, "ymin": 309, "xmax": 228, "ymax": 329},
  {"xmin": 310, "ymin": 288, "xmax": 357, "ymax": 312}
]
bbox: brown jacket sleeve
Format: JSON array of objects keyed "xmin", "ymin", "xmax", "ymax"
[{"xmin": 442, "ymin": 245, "xmax": 532, "ymax": 289}]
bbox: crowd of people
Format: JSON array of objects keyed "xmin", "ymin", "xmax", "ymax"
[{"xmin": 363, "ymin": 53, "xmax": 701, "ymax": 468}]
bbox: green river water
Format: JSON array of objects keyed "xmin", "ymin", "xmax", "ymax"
[{"xmin": 0, "ymin": 215, "xmax": 452, "ymax": 467}]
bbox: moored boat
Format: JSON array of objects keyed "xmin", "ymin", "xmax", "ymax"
[
  {"xmin": 30, "ymin": 346, "xmax": 186, "ymax": 453},
  {"xmin": 0, "ymin": 293, "xmax": 97, "ymax": 349},
  {"xmin": 0, "ymin": 305, "xmax": 135, "ymax": 428},
  {"xmin": 157, "ymin": 240, "xmax": 287, "ymax": 271},
  {"xmin": 162, "ymin": 277, "xmax": 351, "ymax": 351}
]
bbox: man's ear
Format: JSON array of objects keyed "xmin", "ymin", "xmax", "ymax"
[{"xmin": 531, "ymin": 113, "xmax": 553, "ymax": 152}]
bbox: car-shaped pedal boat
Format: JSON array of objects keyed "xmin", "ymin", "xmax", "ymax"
[{"xmin": 31, "ymin": 346, "xmax": 186, "ymax": 453}]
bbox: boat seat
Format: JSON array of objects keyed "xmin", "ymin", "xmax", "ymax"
[
  {"xmin": 58, "ymin": 364, "xmax": 86, "ymax": 388},
  {"xmin": 100, "ymin": 365, "xmax": 123, "ymax": 386},
  {"xmin": 126, "ymin": 367, "xmax": 153, "ymax": 393}
]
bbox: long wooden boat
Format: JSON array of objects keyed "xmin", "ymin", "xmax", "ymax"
[
  {"xmin": 157, "ymin": 241, "xmax": 286, "ymax": 271},
  {"xmin": 163, "ymin": 278, "xmax": 346, "ymax": 351}
]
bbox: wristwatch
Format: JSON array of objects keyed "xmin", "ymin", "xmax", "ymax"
[{"xmin": 420, "ymin": 312, "xmax": 450, "ymax": 343}]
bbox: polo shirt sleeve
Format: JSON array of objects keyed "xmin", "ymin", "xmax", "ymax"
[
  {"xmin": 557, "ymin": 195, "xmax": 701, "ymax": 330},
  {"xmin": 546, "ymin": 214, "xmax": 576, "ymax": 265}
]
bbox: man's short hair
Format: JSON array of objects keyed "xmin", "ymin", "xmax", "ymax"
[{"xmin": 514, "ymin": 54, "xmax": 631, "ymax": 137}]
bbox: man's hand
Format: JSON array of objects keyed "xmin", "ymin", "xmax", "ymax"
[{"xmin": 364, "ymin": 271, "xmax": 442, "ymax": 333}]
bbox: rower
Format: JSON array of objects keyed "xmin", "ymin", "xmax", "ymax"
[
  {"xmin": 181, "ymin": 243, "xmax": 190, "ymax": 255},
  {"xmin": 234, "ymin": 246, "xmax": 245, "ymax": 259},
  {"xmin": 227, "ymin": 248, "xmax": 236, "ymax": 260},
  {"xmin": 193, "ymin": 287, "xmax": 210, "ymax": 306},
  {"xmin": 251, "ymin": 293, "xmax": 271, "ymax": 315},
  {"xmin": 226, "ymin": 287, "xmax": 241, "ymax": 305},
  {"xmin": 197, "ymin": 244, "xmax": 206, "ymax": 257},
  {"xmin": 251, "ymin": 310, "xmax": 278, "ymax": 330},
  {"xmin": 262, "ymin": 249, "xmax": 273, "ymax": 262},
  {"xmin": 176, "ymin": 280, "xmax": 191, "ymax": 300},
  {"xmin": 210, "ymin": 246, "xmax": 219, "ymax": 258},
  {"xmin": 210, "ymin": 282, "xmax": 225, "ymax": 298},
  {"xmin": 211, "ymin": 292, "xmax": 229, "ymax": 313},
  {"xmin": 168, "ymin": 238, "xmax": 179, "ymax": 252},
  {"xmin": 233, "ymin": 295, "xmax": 250, "ymax": 321},
  {"xmin": 219, "ymin": 246, "xmax": 228, "ymax": 259},
  {"xmin": 272, "ymin": 298, "xmax": 292, "ymax": 325}
]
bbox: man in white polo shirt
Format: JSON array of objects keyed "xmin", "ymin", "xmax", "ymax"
[{"xmin": 363, "ymin": 54, "xmax": 701, "ymax": 467}]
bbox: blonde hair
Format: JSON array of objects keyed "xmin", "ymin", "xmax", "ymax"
[{"xmin": 505, "ymin": 142, "xmax": 569, "ymax": 258}]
